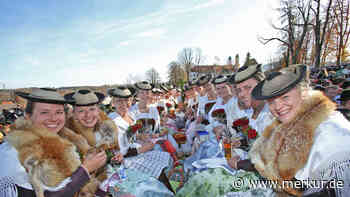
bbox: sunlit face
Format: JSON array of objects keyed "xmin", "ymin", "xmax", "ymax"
[
  {"xmin": 113, "ymin": 97, "xmax": 129, "ymax": 115},
  {"xmin": 74, "ymin": 104, "xmax": 99, "ymax": 128},
  {"xmin": 194, "ymin": 86, "xmax": 202, "ymax": 94},
  {"xmin": 267, "ymin": 87, "xmax": 302, "ymax": 123},
  {"xmin": 187, "ymin": 88, "xmax": 195, "ymax": 99},
  {"xmin": 229, "ymin": 84, "xmax": 236, "ymax": 96},
  {"xmin": 138, "ymin": 90, "xmax": 150, "ymax": 103},
  {"xmin": 204, "ymin": 83, "xmax": 214, "ymax": 94},
  {"xmin": 235, "ymin": 78, "xmax": 258, "ymax": 109},
  {"xmin": 29, "ymin": 102, "xmax": 65, "ymax": 133},
  {"xmin": 215, "ymin": 83, "xmax": 231, "ymax": 100}
]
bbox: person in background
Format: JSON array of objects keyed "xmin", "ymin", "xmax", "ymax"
[{"xmin": 108, "ymin": 86, "xmax": 175, "ymax": 196}]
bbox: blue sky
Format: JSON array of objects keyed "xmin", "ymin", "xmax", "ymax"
[{"xmin": 1, "ymin": 0, "xmax": 279, "ymax": 89}]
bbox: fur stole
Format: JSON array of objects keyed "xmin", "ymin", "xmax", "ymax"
[
  {"xmin": 249, "ymin": 91, "xmax": 336, "ymax": 196},
  {"xmin": 66, "ymin": 110, "xmax": 120, "ymax": 150},
  {"xmin": 7, "ymin": 118, "xmax": 82, "ymax": 197}
]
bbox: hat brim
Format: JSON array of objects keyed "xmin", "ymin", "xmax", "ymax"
[
  {"xmin": 127, "ymin": 85, "xmax": 138, "ymax": 96},
  {"xmin": 134, "ymin": 82, "xmax": 153, "ymax": 90},
  {"xmin": 252, "ymin": 65, "xmax": 307, "ymax": 100},
  {"xmin": 64, "ymin": 92, "xmax": 105, "ymax": 106},
  {"xmin": 234, "ymin": 64, "xmax": 261, "ymax": 83},
  {"xmin": 160, "ymin": 84, "xmax": 169, "ymax": 92},
  {"xmin": 108, "ymin": 88, "xmax": 133, "ymax": 98},
  {"xmin": 212, "ymin": 75, "xmax": 228, "ymax": 85},
  {"xmin": 16, "ymin": 91, "xmax": 73, "ymax": 104},
  {"xmin": 197, "ymin": 75, "xmax": 212, "ymax": 86}
]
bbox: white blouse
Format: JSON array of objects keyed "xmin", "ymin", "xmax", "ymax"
[
  {"xmin": 295, "ymin": 111, "xmax": 350, "ymax": 181},
  {"xmin": 109, "ymin": 112, "xmax": 136, "ymax": 155},
  {"xmin": 133, "ymin": 105, "xmax": 161, "ymax": 133}
]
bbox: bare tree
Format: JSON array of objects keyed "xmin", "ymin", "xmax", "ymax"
[
  {"xmin": 168, "ymin": 61, "xmax": 185, "ymax": 87},
  {"xmin": 145, "ymin": 67, "xmax": 161, "ymax": 85},
  {"xmin": 259, "ymin": 0, "xmax": 312, "ymax": 66},
  {"xmin": 310, "ymin": 0, "xmax": 333, "ymax": 67},
  {"xmin": 177, "ymin": 47, "xmax": 205, "ymax": 81},
  {"xmin": 125, "ymin": 73, "xmax": 144, "ymax": 84},
  {"xmin": 332, "ymin": 0, "xmax": 350, "ymax": 65}
]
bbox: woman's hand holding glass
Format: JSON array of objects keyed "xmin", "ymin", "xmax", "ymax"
[{"xmin": 227, "ymin": 152, "xmax": 240, "ymax": 169}]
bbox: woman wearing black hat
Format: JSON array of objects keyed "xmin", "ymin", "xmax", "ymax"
[
  {"xmin": 228, "ymin": 65, "xmax": 350, "ymax": 196},
  {"xmin": 132, "ymin": 81, "xmax": 161, "ymax": 136},
  {"xmin": 108, "ymin": 86, "xmax": 175, "ymax": 195},
  {"xmin": 177, "ymin": 65, "xmax": 274, "ymax": 197},
  {"xmin": 0, "ymin": 88, "xmax": 106, "ymax": 197},
  {"xmin": 65, "ymin": 89, "xmax": 120, "ymax": 151},
  {"xmin": 64, "ymin": 89, "xmax": 127, "ymax": 196}
]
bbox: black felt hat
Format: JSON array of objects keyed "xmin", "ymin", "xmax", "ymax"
[
  {"xmin": 338, "ymin": 89, "xmax": 350, "ymax": 101},
  {"xmin": 212, "ymin": 74, "xmax": 228, "ymax": 85},
  {"xmin": 233, "ymin": 64, "xmax": 262, "ymax": 84},
  {"xmin": 108, "ymin": 86, "xmax": 133, "ymax": 98},
  {"xmin": 196, "ymin": 74, "xmax": 212, "ymax": 86},
  {"xmin": 16, "ymin": 88, "xmax": 74, "ymax": 104},
  {"xmin": 252, "ymin": 64, "xmax": 307, "ymax": 100},
  {"xmin": 64, "ymin": 89, "xmax": 105, "ymax": 106},
  {"xmin": 134, "ymin": 81, "xmax": 154, "ymax": 90}
]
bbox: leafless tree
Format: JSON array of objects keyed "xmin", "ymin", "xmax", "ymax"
[
  {"xmin": 167, "ymin": 61, "xmax": 185, "ymax": 87},
  {"xmin": 332, "ymin": 0, "xmax": 350, "ymax": 65},
  {"xmin": 310, "ymin": 0, "xmax": 333, "ymax": 67},
  {"xmin": 259, "ymin": 0, "xmax": 312, "ymax": 66},
  {"xmin": 125, "ymin": 73, "xmax": 144, "ymax": 84},
  {"xmin": 177, "ymin": 47, "xmax": 205, "ymax": 81},
  {"xmin": 145, "ymin": 67, "xmax": 161, "ymax": 85}
]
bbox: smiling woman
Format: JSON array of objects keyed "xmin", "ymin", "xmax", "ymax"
[
  {"xmin": 0, "ymin": 88, "xmax": 107, "ymax": 197},
  {"xmin": 244, "ymin": 64, "xmax": 350, "ymax": 196}
]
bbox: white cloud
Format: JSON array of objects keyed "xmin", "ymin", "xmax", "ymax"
[
  {"xmin": 193, "ymin": 0, "xmax": 225, "ymax": 10},
  {"xmin": 119, "ymin": 41, "xmax": 130, "ymax": 46},
  {"xmin": 135, "ymin": 28, "xmax": 167, "ymax": 38}
]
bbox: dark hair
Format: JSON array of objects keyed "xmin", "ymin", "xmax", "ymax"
[{"xmin": 25, "ymin": 100, "xmax": 35, "ymax": 115}]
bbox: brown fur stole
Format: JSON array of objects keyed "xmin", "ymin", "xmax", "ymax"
[
  {"xmin": 66, "ymin": 110, "xmax": 119, "ymax": 150},
  {"xmin": 7, "ymin": 118, "xmax": 82, "ymax": 197},
  {"xmin": 249, "ymin": 91, "xmax": 336, "ymax": 196}
]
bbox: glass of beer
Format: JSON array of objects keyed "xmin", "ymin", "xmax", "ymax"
[{"xmin": 223, "ymin": 137, "xmax": 232, "ymax": 159}]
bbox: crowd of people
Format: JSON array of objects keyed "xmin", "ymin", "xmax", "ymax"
[{"xmin": 0, "ymin": 63, "xmax": 350, "ymax": 197}]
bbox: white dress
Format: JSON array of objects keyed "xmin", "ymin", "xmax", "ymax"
[
  {"xmin": 196, "ymin": 95, "xmax": 208, "ymax": 117},
  {"xmin": 108, "ymin": 112, "xmax": 140, "ymax": 155}
]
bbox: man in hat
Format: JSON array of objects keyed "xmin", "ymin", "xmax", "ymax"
[
  {"xmin": 229, "ymin": 64, "xmax": 274, "ymax": 136},
  {"xmin": 325, "ymin": 84, "xmax": 342, "ymax": 105},
  {"xmin": 338, "ymin": 89, "xmax": 350, "ymax": 110}
]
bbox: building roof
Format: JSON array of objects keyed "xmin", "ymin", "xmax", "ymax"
[{"xmin": 190, "ymin": 65, "xmax": 235, "ymax": 73}]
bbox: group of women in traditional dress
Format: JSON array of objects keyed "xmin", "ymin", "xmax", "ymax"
[{"xmin": 1, "ymin": 63, "xmax": 350, "ymax": 197}]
